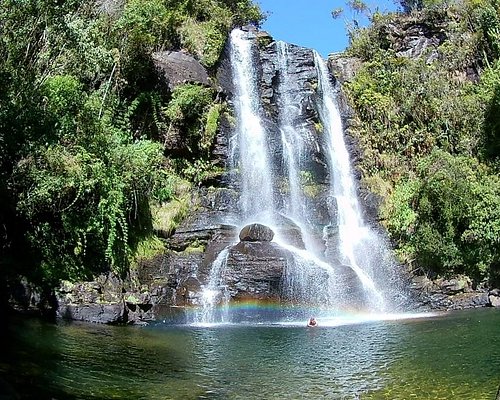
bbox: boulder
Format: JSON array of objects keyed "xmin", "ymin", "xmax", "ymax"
[
  {"xmin": 239, "ymin": 223, "xmax": 275, "ymax": 242},
  {"xmin": 439, "ymin": 275, "xmax": 472, "ymax": 294},
  {"xmin": 489, "ymin": 293, "xmax": 500, "ymax": 307},
  {"xmin": 152, "ymin": 51, "xmax": 209, "ymax": 90}
]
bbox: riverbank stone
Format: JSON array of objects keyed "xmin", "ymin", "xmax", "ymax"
[{"xmin": 489, "ymin": 290, "xmax": 500, "ymax": 307}]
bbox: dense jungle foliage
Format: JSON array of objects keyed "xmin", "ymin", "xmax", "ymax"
[
  {"xmin": 344, "ymin": 0, "xmax": 500, "ymax": 284},
  {"xmin": 0, "ymin": 0, "xmax": 263, "ymax": 286}
]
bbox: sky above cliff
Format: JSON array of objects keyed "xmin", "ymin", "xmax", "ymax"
[{"xmin": 256, "ymin": 0, "xmax": 398, "ymax": 57}]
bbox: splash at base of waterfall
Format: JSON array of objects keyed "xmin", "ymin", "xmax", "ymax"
[{"xmin": 180, "ymin": 299, "xmax": 440, "ymax": 327}]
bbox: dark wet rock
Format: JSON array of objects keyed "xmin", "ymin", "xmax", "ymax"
[
  {"xmin": 410, "ymin": 274, "xmax": 491, "ymax": 310},
  {"xmin": 224, "ymin": 241, "xmax": 288, "ymax": 300},
  {"xmin": 359, "ymin": 188, "xmax": 384, "ymax": 225},
  {"xmin": 439, "ymin": 292, "xmax": 489, "ymax": 310},
  {"xmin": 215, "ymin": 43, "xmax": 234, "ymax": 97},
  {"xmin": 152, "ymin": 51, "xmax": 209, "ymax": 90},
  {"xmin": 275, "ymin": 224, "xmax": 307, "ymax": 250},
  {"xmin": 167, "ymin": 227, "xmax": 215, "ymax": 252},
  {"xmin": 199, "ymin": 187, "xmax": 239, "ymax": 215},
  {"xmin": 200, "ymin": 225, "xmax": 239, "ymax": 270},
  {"xmin": 239, "ymin": 223, "xmax": 274, "ymax": 242},
  {"xmin": 177, "ymin": 276, "xmax": 202, "ymax": 298},
  {"xmin": 124, "ymin": 292, "xmax": 155, "ymax": 325},
  {"xmin": 57, "ymin": 303, "xmax": 125, "ymax": 324},
  {"xmin": 260, "ymin": 41, "xmax": 328, "ymax": 183},
  {"xmin": 211, "ymin": 113, "xmax": 232, "ymax": 170},
  {"xmin": 7, "ymin": 277, "xmax": 45, "ymax": 315},
  {"xmin": 439, "ymin": 275, "xmax": 472, "ymax": 295},
  {"xmin": 55, "ymin": 273, "xmax": 126, "ymax": 324}
]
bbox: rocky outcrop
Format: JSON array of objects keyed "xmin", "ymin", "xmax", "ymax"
[
  {"xmin": 152, "ymin": 51, "xmax": 209, "ymax": 90},
  {"xmin": 489, "ymin": 289, "xmax": 500, "ymax": 307},
  {"xmin": 224, "ymin": 241, "xmax": 287, "ymax": 300},
  {"xmin": 387, "ymin": 20, "xmax": 448, "ymax": 61},
  {"xmin": 6, "ymin": 277, "xmax": 54, "ymax": 317},
  {"xmin": 410, "ymin": 274, "xmax": 495, "ymax": 310},
  {"xmin": 328, "ymin": 54, "xmax": 362, "ymax": 84},
  {"xmin": 260, "ymin": 39, "xmax": 328, "ymax": 181},
  {"xmin": 58, "ymin": 303, "xmax": 125, "ymax": 324},
  {"xmin": 55, "ymin": 274, "xmax": 127, "ymax": 324}
]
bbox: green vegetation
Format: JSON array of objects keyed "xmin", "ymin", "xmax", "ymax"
[
  {"xmin": 344, "ymin": 0, "xmax": 500, "ymax": 284},
  {"xmin": 300, "ymin": 171, "xmax": 322, "ymax": 198},
  {"xmin": 0, "ymin": 0, "xmax": 263, "ymax": 286}
]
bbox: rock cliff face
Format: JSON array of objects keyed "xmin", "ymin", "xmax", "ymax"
[{"xmin": 144, "ymin": 30, "xmax": 339, "ymax": 317}]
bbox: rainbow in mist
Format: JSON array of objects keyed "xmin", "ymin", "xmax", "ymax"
[{"xmin": 169, "ymin": 299, "xmax": 442, "ymax": 327}]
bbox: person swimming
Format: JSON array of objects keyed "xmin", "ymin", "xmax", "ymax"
[{"xmin": 307, "ymin": 317, "xmax": 318, "ymax": 327}]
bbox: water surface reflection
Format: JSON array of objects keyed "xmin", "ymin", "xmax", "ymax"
[{"xmin": 1, "ymin": 309, "xmax": 499, "ymax": 399}]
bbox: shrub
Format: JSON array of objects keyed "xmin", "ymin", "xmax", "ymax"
[{"xmin": 385, "ymin": 151, "xmax": 500, "ymax": 281}]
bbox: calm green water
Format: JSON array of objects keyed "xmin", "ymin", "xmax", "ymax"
[{"xmin": 1, "ymin": 309, "xmax": 499, "ymax": 399}]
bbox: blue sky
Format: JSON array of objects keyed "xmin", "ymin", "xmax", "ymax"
[{"xmin": 256, "ymin": 1, "xmax": 398, "ymax": 57}]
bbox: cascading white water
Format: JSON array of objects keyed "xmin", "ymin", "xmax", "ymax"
[
  {"xmin": 195, "ymin": 248, "xmax": 231, "ymax": 325},
  {"xmin": 274, "ymin": 238, "xmax": 336, "ymax": 305},
  {"xmin": 275, "ymin": 41, "xmax": 316, "ymax": 253},
  {"xmin": 229, "ymin": 29, "xmax": 275, "ymax": 221},
  {"xmin": 314, "ymin": 51, "xmax": 385, "ymax": 309},
  {"xmin": 197, "ymin": 30, "xmax": 404, "ymax": 324},
  {"xmin": 196, "ymin": 29, "xmax": 279, "ymax": 324}
]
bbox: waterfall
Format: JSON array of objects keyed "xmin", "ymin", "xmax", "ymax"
[
  {"xmin": 275, "ymin": 41, "xmax": 316, "ymax": 253},
  {"xmin": 196, "ymin": 29, "xmax": 406, "ymax": 324},
  {"xmin": 229, "ymin": 29, "xmax": 275, "ymax": 222},
  {"xmin": 195, "ymin": 248, "xmax": 231, "ymax": 325},
  {"xmin": 314, "ymin": 51, "xmax": 386, "ymax": 310}
]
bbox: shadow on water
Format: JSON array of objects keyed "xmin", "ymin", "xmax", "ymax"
[{"xmin": 0, "ymin": 315, "xmax": 190, "ymax": 400}]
